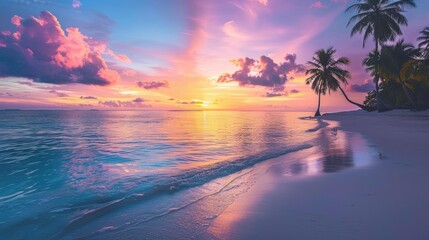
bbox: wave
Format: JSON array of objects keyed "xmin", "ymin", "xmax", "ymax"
[{"xmin": 53, "ymin": 143, "xmax": 313, "ymax": 239}]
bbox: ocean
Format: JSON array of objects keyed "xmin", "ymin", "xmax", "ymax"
[{"xmin": 0, "ymin": 110, "xmax": 376, "ymax": 239}]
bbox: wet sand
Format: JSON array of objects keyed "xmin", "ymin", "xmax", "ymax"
[{"xmin": 208, "ymin": 110, "xmax": 429, "ymax": 240}]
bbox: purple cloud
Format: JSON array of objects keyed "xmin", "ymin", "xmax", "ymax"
[
  {"xmin": 0, "ymin": 11, "xmax": 120, "ymax": 85},
  {"xmin": 218, "ymin": 54, "xmax": 305, "ymax": 93},
  {"xmin": 17, "ymin": 81, "xmax": 34, "ymax": 86},
  {"xmin": 49, "ymin": 90, "xmax": 69, "ymax": 97},
  {"xmin": 132, "ymin": 97, "xmax": 144, "ymax": 103},
  {"xmin": 72, "ymin": 0, "xmax": 81, "ymax": 8},
  {"xmin": 351, "ymin": 80, "xmax": 374, "ymax": 93},
  {"xmin": 265, "ymin": 92, "xmax": 284, "ymax": 98},
  {"xmin": 80, "ymin": 96, "xmax": 97, "ymax": 100},
  {"xmin": 78, "ymin": 104, "xmax": 93, "ymax": 107},
  {"xmin": 0, "ymin": 92, "xmax": 14, "ymax": 97},
  {"xmin": 176, "ymin": 100, "xmax": 204, "ymax": 105},
  {"xmin": 98, "ymin": 100, "xmax": 151, "ymax": 108},
  {"xmin": 137, "ymin": 80, "xmax": 169, "ymax": 90}
]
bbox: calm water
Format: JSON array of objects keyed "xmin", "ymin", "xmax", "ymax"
[{"xmin": 0, "ymin": 111, "xmax": 375, "ymax": 239}]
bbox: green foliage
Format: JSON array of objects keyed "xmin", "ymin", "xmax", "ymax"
[
  {"xmin": 306, "ymin": 47, "xmax": 368, "ymax": 112},
  {"xmin": 418, "ymin": 26, "xmax": 429, "ymax": 58},
  {"xmin": 305, "ymin": 47, "xmax": 350, "ymax": 95},
  {"xmin": 378, "ymin": 40, "xmax": 419, "ymax": 84},
  {"xmin": 347, "ymin": 0, "xmax": 416, "ymax": 48},
  {"xmin": 363, "ymin": 79, "xmax": 429, "ymax": 110},
  {"xmin": 363, "ymin": 90, "xmax": 377, "ymax": 111},
  {"xmin": 346, "ymin": 0, "xmax": 416, "ymax": 111},
  {"xmin": 361, "ymin": 28, "xmax": 429, "ymax": 110}
]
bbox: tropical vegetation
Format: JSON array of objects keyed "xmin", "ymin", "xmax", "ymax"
[
  {"xmin": 346, "ymin": 0, "xmax": 416, "ymax": 112},
  {"xmin": 306, "ymin": 0, "xmax": 429, "ymax": 115},
  {"xmin": 305, "ymin": 47, "xmax": 367, "ymax": 117}
]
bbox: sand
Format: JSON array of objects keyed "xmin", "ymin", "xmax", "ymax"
[{"xmin": 207, "ymin": 110, "xmax": 429, "ymax": 240}]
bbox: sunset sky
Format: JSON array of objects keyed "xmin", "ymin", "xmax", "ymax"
[{"xmin": 0, "ymin": 0, "xmax": 428, "ymax": 111}]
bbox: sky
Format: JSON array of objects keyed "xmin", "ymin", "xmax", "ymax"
[{"xmin": 0, "ymin": 0, "xmax": 428, "ymax": 111}]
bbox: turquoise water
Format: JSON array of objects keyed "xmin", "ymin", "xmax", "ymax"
[{"xmin": 0, "ymin": 111, "xmax": 374, "ymax": 239}]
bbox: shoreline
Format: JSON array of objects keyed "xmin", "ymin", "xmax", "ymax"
[
  {"xmin": 3, "ymin": 110, "xmax": 429, "ymax": 239},
  {"xmin": 207, "ymin": 109, "xmax": 429, "ymax": 240}
]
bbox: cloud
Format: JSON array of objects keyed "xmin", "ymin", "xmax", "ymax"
[
  {"xmin": 176, "ymin": 99, "xmax": 204, "ymax": 105},
  {"xmin": 310, "ymin": 1, "xmax": 327, "ymax": 8},
  {"xmin": 257, "ymin": 0, "xmax": 268, "ymax": 6},
  {"xmin": 80, "ymin": 96, "xmax": 97, "ymax": 100},
  {"xmin": 0, "ymin": 92, "xmax": 14, "ymax": 97},
  {"xmin": 218, "ymin": 54, "xmax": 305, "ymax": 93},
  {"xmin": 132, "ymin": 97, "xmax": 144, "ymax": 103},
  {"xmin": 265, "ymin": 92, "xmax": 284, "ymax": 98},
  {"xmin": 107, "ymin": 49, "xmax": 131, "ymax": 63},
  {"xmin": 98, "ymin": 100, "xmax": 151, "ymax": 108},
  {"xmin": 190, "ymin": 100, "xmax": 203, "ymax": 104},
  {"xmin": 18, "ymin": 81, "xmax": 34, "ymax": 86},
  {"xmin": 351, "ymin": 80, "xmax": 374, "ymax": 93},
  {"xmin": 78, "ymin": 104, "xmax": 93, "ymax": 107},
  {"xmin": 265, "ymin": 88, "xmax": 299, "ymax": 97},
  {"xmin": 72, "ymin": 0, "xmax": 81, "ymax": 9},
  {"xmin": 49, "ymin": 90, "xmax": 69, "ymax": 97},
  {"xmin": 137, "ymin": 80, "xmax": 169, "ymax": 89},
  {"xmin": 122, "ymin": 69, "xmax": 137, "ymax": 77},
  {"xmin": 0, "ymin": 11, "xmax": 121, "ymax": 85},
  {"xmin": 223, "ymin": 21, "xmax": 250, "ymax": 40}
]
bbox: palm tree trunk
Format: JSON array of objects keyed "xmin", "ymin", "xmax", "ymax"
[
  {"xmin": 315, "ymin": 92, "xmax": 321, "ymax": 117},
  {"xmin": 401, "ymin": 82, "xmax": 417, "ymax": 110},
  {"xmin": 338, "ymin": 86, "xmax": 369, "ymax": 111},
  {"xmin": 374, "ymin": 41, "xmax": 388, "ymax": 112}
]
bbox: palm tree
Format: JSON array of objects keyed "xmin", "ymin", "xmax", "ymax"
[
  {"xmin": 400, "ymin": 28, "xmax": 429, "ymax": 100},
  {"xmin": 380, "ymin": 40, "xmax": 420, "ymax": 108},
  {"xmin": 346, "ymin": 0, "xmax": 416, "ymax": 112},
  {"xmin": 417, "ymin": 26, "xmax": 429, "ymax": 58},
  {"xmin": 306, "ymin": 47, "xmax": 367, "ymax": 117}
]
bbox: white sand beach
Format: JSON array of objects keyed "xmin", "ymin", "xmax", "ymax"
[{"xmin": 208, "ymin": 110, "xmax": 429, "ymax": 240}]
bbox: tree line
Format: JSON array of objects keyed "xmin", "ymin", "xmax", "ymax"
[{"xmin": 305, "ymin": 0, "xmax": 429, "ymax": 116}]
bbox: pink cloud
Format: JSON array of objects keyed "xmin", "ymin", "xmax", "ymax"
[
  {"xmin": 137, "ymin": 80, "xmax": 169, "ymax": 90},
  {"xmin": 72, "ymin": 0, "xmax": 81, "ymax": 9},
  {"xmin": 49, "ymin": 90, "xmax": 69, "ymax": 97},
  {"xmin": 11, "ymin": 16, "xmax": 22, "ymax": 26},
  {"xmin": 0, "ymin": 11, "xmax": 122, "ymax": 85},
  {"xmin": 256, "ymin": 0, "xmax": 268, "ymax": 6},
  {"xmin": 222, "ymin": 21, "xmax": 251, "ymax": 41},
  {"xmin": 54, "ymin": 28, "xmax": 91, "ymax": 69},
  {"xmin": 218, "ymin": 54, "xmax": 305, "ymax": 93},
  {"xmin": 310, "ymin": 1, "xmax": 327, "ymax": 9},
  {"xmin": 107, "ymin": 49, "xmax": 131, "ymax": 63}
]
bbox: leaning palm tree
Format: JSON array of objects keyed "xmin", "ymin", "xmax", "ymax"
[
  {"xmin": 306, "ymin": 47, "xmax": 367, "ymax": 117},
  {"xmin": 346, "ymin": 0, "xmax": 416, "ymax": 112}
]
